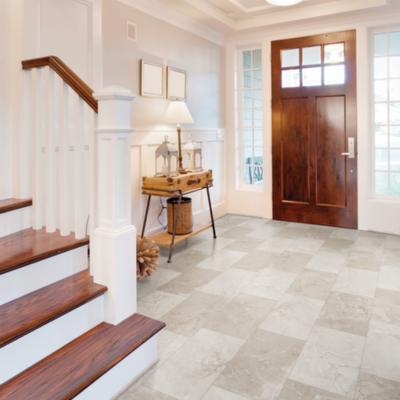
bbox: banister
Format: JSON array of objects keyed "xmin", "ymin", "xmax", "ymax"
[{"xmin": 22, "ymin": 56, "xmax": 98, "ymax": 113}]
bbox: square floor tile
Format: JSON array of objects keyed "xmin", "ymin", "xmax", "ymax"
[
  {"xmin": 355, "ymin": 371, "xmax": 400, "ymax": 400},
  {"xmin": 231, "ymin": 250, "xmax": 277, "ymax": 272},
  {"xmin": 306, "ymin": 250, "xmax": 347, "ymax": 274},
  {"xmin": 203, "ymin": 293, "xmax": 276, "ymax": 340},
  {"xmin": 137, "ymin": 268, "xmax": 181, "ymax": 299},
  {"xmin": 277, "ymin": 379, "xmax": 348, "ymax": 400},
  {"xmin": 138, "ymin": 290, "xmax": 187, "ymax": 319},
  {"xmin": 333, "ymin": 268, "xmax": 378, "ymax": 298},
  {"xmin": 215, "ymin": 330, "xmax": 304, "ymax": 398},
  {"xmin": 196, "ymin": 249, "xmax": 247, "ymax": 272},
  {"xmin": 260, "ymin": 294, "xmax": 323, "ymax": 340},
  {"xmin": 199, "ymin": 268, "xmax": 254, "ymax": 298},
  {"xmin": 270, "ymin": 251, "xmax": 312, "ymax": 274},
  {"xmin": 256, "ymin": 237, "xmax": 295, "ymax": 254},
  {"xmin": 287, "ymin": 270, "xmax": 337, "ymax": 301},
  {"xmin": 242, "ymin": 268, "xmax": 297, "ymax": 301},
  {"xmin": 290, "ymin": 326, "xmax": 365, "ymax": 397},
  {"xmin": 201, "ymin": 386, "xmax": 248, "ymax": 400},
  {"xmin": 378, "ymin": 266, "xmax": 400, "ymax": 292},
  {"xmin": 316, "ymin": 292, "xmax": 373, "ymax": 336}
]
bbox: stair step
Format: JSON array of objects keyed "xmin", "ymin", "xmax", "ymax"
[
  {"xmin": 0, "ymin": 228, "xmax": 89, "ymax": 275},
  {"xmin": 0, "ymin": 271, "xmax": 107, "ymax": 348},
  {"xmin": 0, "ymin": 314, "xmax": 165, "ymax": 400},
  {"xmin": 0, "ymin": 198, "xmax": 32, "ymax": 214}
]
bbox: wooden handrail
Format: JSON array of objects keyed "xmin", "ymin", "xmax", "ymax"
[{"xmin": 22, "ymin": 56, "xmax": 98, "ymax": 113}]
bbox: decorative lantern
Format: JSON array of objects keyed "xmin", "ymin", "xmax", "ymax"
[
  {"xmin": 183, "ymin": 140, "xmax": 203, "ymax": 172},
  {"xmin": 155, "ymin": 136, "xmax": 179, "ymax": 177}
]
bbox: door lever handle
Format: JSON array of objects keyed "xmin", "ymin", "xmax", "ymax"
[{"xmin": 341, "ymin": 137, "xmax": 355, "ymax": 159}]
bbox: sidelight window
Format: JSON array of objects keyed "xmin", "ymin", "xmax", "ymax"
[
  {"xmin": 236, "ymin": 48, "xmax": 264, "ymax": 186},
  {"xmin": 372, "ymin": 30, "xmax": 400, "ymax": 197}
]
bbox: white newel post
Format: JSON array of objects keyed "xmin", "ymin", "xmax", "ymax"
[{"xmin": 91, "ymin": 86, "xmax": 136, "ymax": 325}]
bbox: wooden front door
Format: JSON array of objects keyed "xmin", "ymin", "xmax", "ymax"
[{"xmin": 272, "ymin": 30, "xmax": 357, "ymax": 229}]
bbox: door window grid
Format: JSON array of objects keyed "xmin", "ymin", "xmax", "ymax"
[
  {"xmin": 237, "ymin": 48, "xmax": 264, "ymax": 187},
  {"xmin": 280, "ymin": 43, "xmax": 345, "ymax": 88},
  {"xmin": 373, "ymin": 30, "xmax": 400, "ymax": 197}
]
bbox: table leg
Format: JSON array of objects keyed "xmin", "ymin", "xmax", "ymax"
[
  {"xmin": 206, "ymin": 185, "xmax": 217, "ymax": 239},
  {"xmin": 168, "ymin": 193, "xmax": 182, "ymax": 263},
  {"xmin": 141, "ymin": 195, "xmax": 152, "ymax": 238}
]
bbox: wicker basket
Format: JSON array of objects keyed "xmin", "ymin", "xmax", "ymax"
[{"xmin": 167, "ymin": 197, "xmax": 193, "ymax": 235}]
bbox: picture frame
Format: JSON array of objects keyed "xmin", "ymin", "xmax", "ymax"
[
  {"xmin": 140, "ymin": 60, "xmax": 164, "ymax": 98},
  {"xmin": 167, "ymin": 67, "xmax": 187, "ymax": 100}
]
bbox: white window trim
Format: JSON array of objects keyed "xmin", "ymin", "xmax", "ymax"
[
  {"xmin": 370, "ymin": 26, "xmax": 400, "ymax": 201},
  {"xmin": 235, "ymin": 45, "xmax": 265, "ymax": 192}
]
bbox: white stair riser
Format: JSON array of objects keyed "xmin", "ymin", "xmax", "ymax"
[
  {"xmin": 0, "ymin": 207, "xmax": 32, "ymax": 238},
  {"xmin": 0, "ymin": 296, "xmax": 104, "ymax": 384},
  {"xmin": 75, "ymin": 335, "xmax": 159, "ymax": 400},
  {"xmin": 0, "ymin": 245, "xmax": 88, "ymax": 305}
]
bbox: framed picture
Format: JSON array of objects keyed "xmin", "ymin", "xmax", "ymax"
[
  {"xmin": 167, "ymin": 67, "xmax": 187, "ymax": 100},
  {"xmin": 140, "ymin": 60, "xmax": 164, "ymax": 98}
]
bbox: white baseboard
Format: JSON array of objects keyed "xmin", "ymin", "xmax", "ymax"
[
  {"xmin": 0, "ymin": 206, "xmax": 32, "ymax": 238},
  {"xmin": 0, "ymin": 246, "xmax": 88, "ymax": 305},
  {"xmin": 0, "ymin": 296, "xmax": 104, "ymax": 384},
  {"xmin": 75, "ymin": 335, "xmax": 159, "ymax": 400}
]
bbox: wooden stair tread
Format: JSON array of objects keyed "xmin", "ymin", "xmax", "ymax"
[
  {"xmin": 0, "ymin": 228, "xmax": 89, "ymax": 275},
  {"xmin": 0, "ymin": 198, "xmax": 32, "ymax": 214},
  {"xmin": 0, "ymin": 271, "xmax": 106, "ymax": 348},
  {"xmin": 0, "ymin": 314, "xmax": 165, "ymax": 400}
]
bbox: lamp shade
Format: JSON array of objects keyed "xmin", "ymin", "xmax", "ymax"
[{"xmin": 165, "ymin": 101, "xmax": 194, "ymax": 125}]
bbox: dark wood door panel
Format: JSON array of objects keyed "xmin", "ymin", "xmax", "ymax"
[
  {"xmin": 281, "ymin": 98, "xmax": 310, "ymax": 204},
  {"xmin": 272, "ymin": 30, "xmax": 357, "ymax": 229},
  {"xmin": 316, "ymin": 96, "xmax": 347, "ymax": 208}
]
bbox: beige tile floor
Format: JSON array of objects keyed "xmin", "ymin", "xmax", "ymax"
[{"xmin": 118, "ymin": 215, "xmax": 400, "ymax": 400}]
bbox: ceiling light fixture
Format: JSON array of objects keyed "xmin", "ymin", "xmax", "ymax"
[{"xmin": 266, "ymin": 0, "xmax": 304, "ymax": 6}]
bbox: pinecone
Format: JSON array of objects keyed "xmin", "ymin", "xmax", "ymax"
[{"xmin": 137, "ymin": 235, "xmax": 160, "ymax": 279}]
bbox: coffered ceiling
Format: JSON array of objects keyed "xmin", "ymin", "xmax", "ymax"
[{"xmin": 170, "ymin": 0, "xmax": 391, "ymax": 31}]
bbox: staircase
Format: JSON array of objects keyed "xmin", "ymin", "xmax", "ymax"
[
  {"xmin": 0, "ymin": 56, "xmax": 165, "ymax": 399},
  {"xmin": 0, "ymin": 199, "xmax": 165, "ymax": 399}
]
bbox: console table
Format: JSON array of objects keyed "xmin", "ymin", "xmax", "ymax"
[{"xmin": 141, "ymin": 170, "xmax": 217, "ymax": 263}]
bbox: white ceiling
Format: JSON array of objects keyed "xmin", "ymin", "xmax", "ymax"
[{"xmin": 166, "ymin": 0, "xmax": 391, "ymax": 31}]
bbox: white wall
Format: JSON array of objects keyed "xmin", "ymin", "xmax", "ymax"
[
  {"xmin": 102, "ymin": 0, "xmax": 227, "ymax": 234},
  {"xmin": 225, "ymin": 4, "xmax": 400, "ymax": 235}
]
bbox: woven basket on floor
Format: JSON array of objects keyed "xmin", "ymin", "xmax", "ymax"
[{"xmin": 167, "ymin": 197, "xmax": 193, "ymax": 235}]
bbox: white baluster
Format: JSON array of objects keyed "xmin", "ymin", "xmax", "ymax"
[
  {"xmin": 91, "ymin": 86, "xmax": 136, "ymax": 325},
  {"xmin": 88, "ymin": 111, "xmax": 97, "ymax": 235},
  {"xmin": 58, "ymin": 81, "xmax": 71, "ymax": 236},
  {"xmin": 44, "ymin": 67, "xmax": 56, "ymax": 233},
  {"xmin": 73, "ymin": 97, "xmax": 86, "ymax": 239},
  {"xmin": 32, "ymin": 68, "xmax": 44, "ymax": 230}
]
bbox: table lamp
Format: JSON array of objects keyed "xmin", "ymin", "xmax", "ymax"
[{"xmin": 165, "ymin": 101, "xmax": 194, "ymax": 174}]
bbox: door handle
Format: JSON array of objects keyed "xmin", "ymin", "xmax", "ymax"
[{"xmin": 341, "ymin": 137, "xmax": 355, "ymax": 159}]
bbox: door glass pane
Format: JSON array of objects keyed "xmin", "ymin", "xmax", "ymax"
[
  {"xmin": 282, "ymin": 69, "xmax": 300, "ymax": 88},
  {"xmin": 390, "ymin": 80, "xmax": 400, "ymax": 101},
  {"xmin": 243, "ymin": 128, "xmax": 252, "ymax": 147},
  {"xmin": 391, "ymin": 126, "xmax": 400, "ymax": 148},
  {"xmin": 253, "ymin": 109, "xmax": 263, "ymax": 127},
  {"xmin": 253, "ymin": 91, "xmax": 263, "ymax": 108},
  {"xmin": 324, "ymin": 43, "xmax": 345, "ymax": 64},
  {"xmin": 242, "ymin": 90, "xmax": 252, "ymax": 108},
  {"xmin": 376, "ymin": 172, "xmax": 389, "ymax": 195},
  {"xmin": 374, "ymin": 57, "xmax": 388, "ymax": 79},
  {"xmin": 281, "ymin": 49, "xmax": 299, "ymax": 68},
  {"xmin": 376, "ymin": 149, "xmax": 389, "ymax": 171},
  {"xmin": 302, "ymin": 67, "xmax": 322, "ymax": 86},
  {"xmin": 375, "ymin": 33, "xmax": 388, "ymax": 57},
  {"xmin": 253, "ymin": 49, "xmax": 261, "ymax": 68},
  {"xmin": 375, "ymin": 80, "xmax": 388, "ymax": 102},
  {"xmin": 302, "ymin": 46, "xmax": 321, "ymax": 65},
  {"xmin": 254, "ymin": 128, "xmax": 263, "ymax": 147},
  {"xmin": 390, "ymin": 149, "xmax": 400, "ymax": 171},
  {"xmin": 253, "ymin": 69, "xmax": 262, "ymax": 90},
  {"xmin": 243, "ymin": 71, "xmax": 251, "ymax": 88},
  {"xmin": 324, "ymin": 64, "xmax": 345, "ymax": 85},
  {"xmin": 375, "ymin": 103, "xmax": 388, "ymax": 125},
  {"xmin": 376, "ymin": 126, "xmax": 388, "ymax": 147},
  {"xmin": 391, "ymin": 173, "xmax": 400, "ymax": 195},
  {"xmin": 243, "ymin": 51, "xmax": 251, "ymax": 68},
  {"xmin": 389, "ymin": 32, "xmax": 400, "ymax": 55},
  {"xmin": 389, "ymin": 57, "xmax": 400, "ymax": 78},
  {"xmin": 390, "ymin": 103, "xmax": 400, "ymax": 124}
]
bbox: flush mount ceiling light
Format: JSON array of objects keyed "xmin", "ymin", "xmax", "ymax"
[{"xmin": 266, "ymin": 0, "xmax": 304, "ymax": 6}]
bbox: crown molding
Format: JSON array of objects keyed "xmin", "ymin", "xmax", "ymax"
[{"xmin": 116, "ymin": 0, "xmax": 226, "ymax": 46}]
